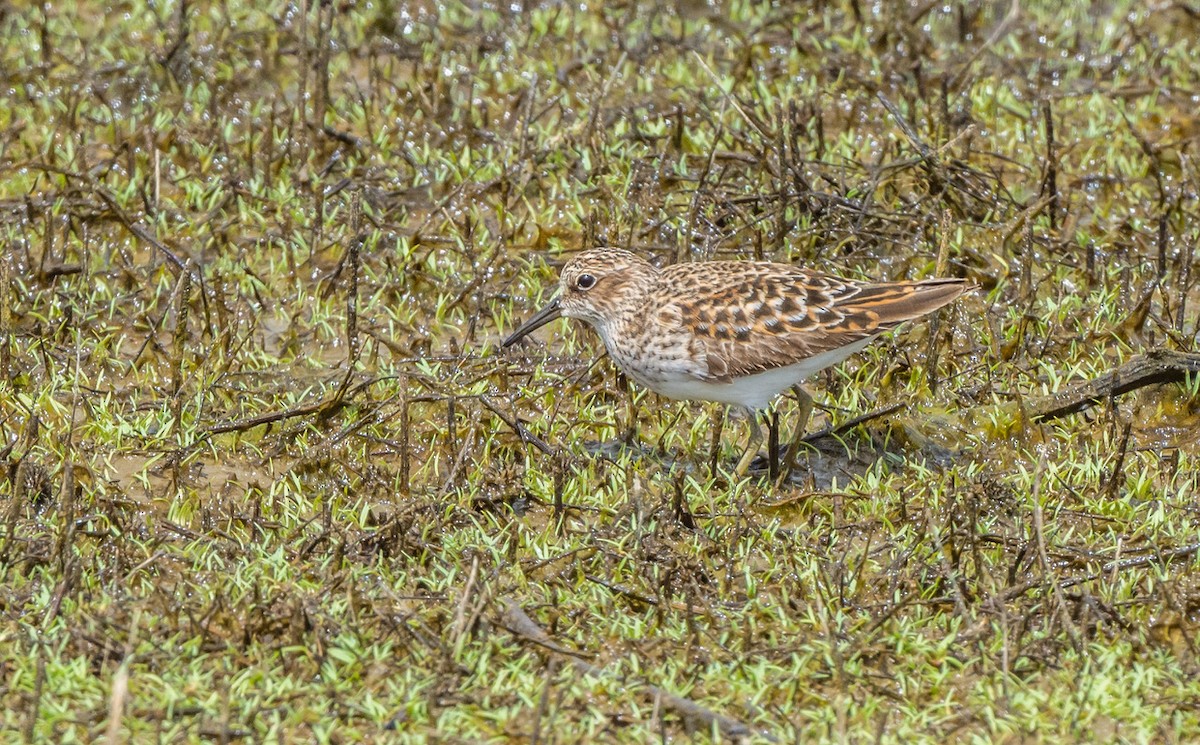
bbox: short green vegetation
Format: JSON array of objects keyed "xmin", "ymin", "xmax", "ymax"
[{"xmin": 1, "ymin": 1, "xmax": 1198, "ymax": 741}]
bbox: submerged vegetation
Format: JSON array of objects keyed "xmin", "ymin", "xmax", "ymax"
[{"xmin": 1, "ymin": 0, "xmax": 1199, "ymax": 741}]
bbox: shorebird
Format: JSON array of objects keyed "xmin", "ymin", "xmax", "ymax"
[{"xmin": 503, "ymin": 248, "xmax": 968, "ymax": 476}]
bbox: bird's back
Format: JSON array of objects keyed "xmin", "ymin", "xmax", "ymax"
[{"xmin": 651, "ymin": 262, "xmax": 962, "ymax": 377}]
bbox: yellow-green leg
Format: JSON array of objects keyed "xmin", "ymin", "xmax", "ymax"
[
  {"xmin": 781, "ymin": 386, "xmax": 815, "ymax": 482},
  {"xmin": 734, "ymin": 410, "xmax": 764, "ymax": 477}
]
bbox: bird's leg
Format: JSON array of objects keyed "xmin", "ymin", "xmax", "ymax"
[
  {"xmin": 708, "ymin": 405, "xmax": 725, "ymax": 480},
  {"xmin": 781, "ymin": 386, "xmax": 815, "ymax": 483},
  {"xmin": 767, "ymin": 409, "xmax": 780, "ymax": 481},
  {"xmin": 619, "ymin": 374, "xmax": 638, "ymax": 446},
  {"xmin": 734, "ymin": 408, "xmax": 764, "ymax": 477}
]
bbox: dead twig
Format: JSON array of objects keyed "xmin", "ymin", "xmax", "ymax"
[
  {"xmin": 501, "ymin": 600, "xmax": 776, "ymax": 741},
  {"xmin": 1028, "ymin": 350, "xmax": 1200, "ymax": 422},
  {"xmin": 480, "ymin": 396, "xmax": 554, "ymax": 455},
  {"xmin": 1029, "ymin": 451, "xmax": 1083, "ymax": 652},
  {"xmin": 802, "ymin": 402, "xmax": 906, "ymax": 443},
  {"xmin": 1059, "ymin": 541, "xmax": 1200, "ymax": 589},
  {"xmin": 205, "ymin": 399, "xmax": 328, "ymax": 435}
]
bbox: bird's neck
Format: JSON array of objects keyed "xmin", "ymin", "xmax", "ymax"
[{"xmin": 591, "ymin": 271, "xmax": 658, "ymax": 353}]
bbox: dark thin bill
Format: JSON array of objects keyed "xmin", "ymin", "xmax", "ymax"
[{"xmin": 502, "ymin": 296, "xmax": 562, "ymax": 347}]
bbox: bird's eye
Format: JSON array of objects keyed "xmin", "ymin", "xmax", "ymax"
[{"xmin": 576, "ymin": 274, "xmax": 596, "ymax": 290}]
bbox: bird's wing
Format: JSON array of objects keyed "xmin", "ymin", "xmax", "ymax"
[{"xmin": 660, "ymin": 261, "xmax": 967, "ymax": 383}]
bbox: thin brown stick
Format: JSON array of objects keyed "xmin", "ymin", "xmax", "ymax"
[
  {"xmin": 205, "ymin": 399, "xmax": 327, "ymax": 435},
  {"xmin": 1028, "ymin": 350, "xmax": 1200, "ymax": 422},
  {"xmin": 1059, "ymin": 541, "xmax": 1200, "ymax": 589},
  {"xmin": 801, "ymin": 402, "xmax": 905, "ymax": 444},
  {"xmin": 501, "ymin": 600, "xmax": 776, "ymax": 741},
  {"xmin": 479, "ymin": 396, "xmax": 553, "ymax": 455},
  {"xmin": 1029, "ymin": 451, "xmax": 1082, "ymax": 652}
]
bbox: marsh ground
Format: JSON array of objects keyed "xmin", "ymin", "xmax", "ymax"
[{"xmin": 1, "ymin": 1, "xmax": 1200, "ymax": 742}]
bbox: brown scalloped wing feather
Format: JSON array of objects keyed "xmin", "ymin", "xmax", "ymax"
[{"xmin": 660, "ymin": 262, "xmax": 967, "ymax": 382}]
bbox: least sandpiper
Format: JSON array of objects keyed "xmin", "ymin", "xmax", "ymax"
[{"xmin": 503, "ymin": 248, "xmax": 968, "ymax": 475}]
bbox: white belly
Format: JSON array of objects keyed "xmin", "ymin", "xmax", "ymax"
[{"xmin": 641, "ymin": 338, "xmax": 874, "ymax": 411}]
